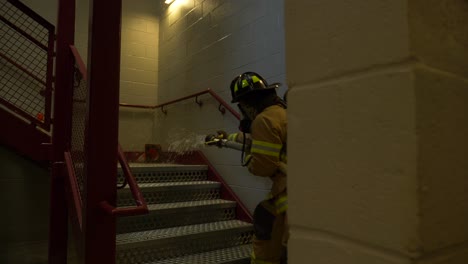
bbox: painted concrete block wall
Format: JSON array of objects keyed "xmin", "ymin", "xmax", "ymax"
[
  {"xmin": 119, "ymin": 0, "xmax": 160, "ymax": 150},
  {"xmin": 155, "ymin": 0, "xmax": 286, "ymax": 213},
  {"xmin": 73, "ymin": 0, "xmax": 160, "ymax": 151},
  {"xmin": 286, "ymin": 0, "xmax": 468, "ymax": 263},
  {"xmin": 0, "ymin": 146, "xmax": 50, "ymax": 263},
  {"xmin": 414, "ymin": 68, "xmax": 468, "ymax": 255}
]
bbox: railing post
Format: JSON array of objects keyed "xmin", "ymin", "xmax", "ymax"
[
  {"xmin": 44, "ymin": 24, "xmax": 55, "ymax": 131},
  {"xmin": 49, "ymin": 0, "xmax": 76, "ymax": 263},
  {"xmin": 83, "ymin": 0, "xmax": 122, "ymax": 263}
]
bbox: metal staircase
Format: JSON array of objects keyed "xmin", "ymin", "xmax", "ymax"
[
  {"xmin": 116, "ymin": 163, "xmax": 253, "ymax": 264},
  {"xmin": 2, "ymin": 1, "xmax": 255, "ymax": 262}
]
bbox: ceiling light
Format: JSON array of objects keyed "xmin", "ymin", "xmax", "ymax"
[{"xmin": 165, "ymin": 0, "xmax": 175, "ymax": 4}]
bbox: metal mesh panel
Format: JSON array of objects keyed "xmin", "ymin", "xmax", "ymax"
[
  {"xmin": 0, "ymin": 2, "xmax": 50, "ymax": 47},
  {"xmin": 0, "ymin": 1, "xmax": 51, "ymax": 122},
  {"xmin": 148, "ymin": 245, "xmax": 251, "ymax": 264},
  {"xmin": 116, "ymin": 221, "xmax": 253, "ymax": 264},
  {"xmin": 71, "ymin": 63, "xmax": 87, "ymax": 197},
  {"xmin": 0, "ymin": 56, "xmax": 45, "ymax": 116},
  {"xmin": 118, "ymin": 185, "xmax": 221, "ymax": 206},
  {"xmin": 117, "ymin": 231, "xmax": 253, "ymax": 264},
  {"xmin": 0, "ymin": 19, "xmax": 48, "ymax": 81},
  {"xmin": 117, "ymin": 200, "xmax": 236, "ymax": 233},
  {"xmin": 117, "ymin": 165, "xmax": 208, "ymax": 184}
]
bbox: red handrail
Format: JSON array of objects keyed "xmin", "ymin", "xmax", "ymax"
[
  {"xmin": 120, "ymin": 88, "xmax": 241, "ymax": 120},
  {"xmin": 70, "ymin": 46, "xmax": 148, "ymax": 217},
  {"xmin": 64, "ymin": 151, "xmax": 83, "ymax": 230},
  {"xmin": 70, "ymin": 45, "xmax": 87, "ymax": 81},
  {"xmin": 0, "ymin": 98, "xmax": 44, "ymax": 127},
  {"xmin": 100, "ymin": 144, "xmax": 149, "ymax": 217}
]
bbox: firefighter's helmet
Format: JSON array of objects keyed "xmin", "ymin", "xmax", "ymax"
[{"xmin": 230, "ymin": 72, "xmax": 279, "ymax": 103}]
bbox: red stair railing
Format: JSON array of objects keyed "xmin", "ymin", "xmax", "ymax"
[
  {"xmin": 0, "ymin": 0, "xmax": 55, "ymax": 131},
  {"xmin": 120, "ymin": 88, "xmax": 241, "ymax": 120},
  {"xmin": 101, "ymin": 144, "xmax": 149, "ymax": 217},
  {"xmin": 119, "ymin": 90, "xmax": 253, "ymax": 223},
  {"xmin": 68, "ymin": 40, "xmax": 148, "ymax": 238},
  {"xmin": 52, "ymin": 0, "xmax": 143, "ymax": 263}
]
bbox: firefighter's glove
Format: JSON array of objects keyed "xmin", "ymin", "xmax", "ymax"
[
  {"xmin": 204, "ymin": 134, "xmax": 218, "ymax": 146},
  {"xmin": 216, "ymin": 130, "xmax": 228, "ymax": 140},
  {"xmin": 205, "ymin": 133, "xmax": 225, "ymax": 148}
]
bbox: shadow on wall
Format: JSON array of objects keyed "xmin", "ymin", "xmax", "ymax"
[{"xmin": 0, "ymin": 145, "xmax": 50, "ymax": 264}]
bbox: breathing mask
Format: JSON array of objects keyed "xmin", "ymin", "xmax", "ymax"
[{"xmin": 237, "ymin": 103, "xmax": 257, "ymax": 133}]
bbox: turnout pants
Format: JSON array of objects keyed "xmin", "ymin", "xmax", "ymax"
[{"xmin": 251, "ymin": 195, "xmax": 288, "ymax": 264}]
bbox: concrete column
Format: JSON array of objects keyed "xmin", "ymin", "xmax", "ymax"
[{"xmin": 285, "ymin": 0, "xmax": 468, "ymax": 263}]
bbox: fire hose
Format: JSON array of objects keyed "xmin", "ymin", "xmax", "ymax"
[{"xmin": 205, "ymin": 134, "xmax": 287, "ymax": 175}]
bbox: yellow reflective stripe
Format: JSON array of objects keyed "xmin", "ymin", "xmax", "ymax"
[
  {"xmin": 251, "ymin": 140, "xmax": 282, "ymax": 157},
  {"xmin": 276, "ymin": 205, "xmax": 287, "ymax": 214},
  {"xmin": 251, "ymin": 252, "xmax": 279, "ymax": 264},
  {"xmin": 251, "ymin": 75, "xmax": 261, "ymax": 83},
  {"xmin": 228, "ymin": 133, "xmax": 238, "ymax": 142},
  {"xmin": 244, "ymin": 154, "xmax": 252, "ymax": 164},
  {"xmin": 275, "ymin": 196, "xmax": 287, "ymax": 206},
  {"xmin": 251, "ymin": 148, "xmax": 279, "ymax": 157},
  {"xmin": 267, "ymin": 193, "xmax": 288, "ymax": 214},
  {"xmin": 252, "ymin": 140, "xmax": 282, "ymax": 149},
  {"xmin": 274, "ymin": 196, "xmax": 288, "ymax": 214},
  {"xmin": 241, "ymin": 79, "xmax": 250, "ymax": 88}
]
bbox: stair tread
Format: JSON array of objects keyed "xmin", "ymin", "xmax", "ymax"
[
  {"xmin": 131, "ymin": 181, "xmax": 220, "ymax": 188},
  {"xmin": 126, "ymin": 163, "xmax": 208, "ymax": 170},
  {"xmin": 116, "ymin": 220, "xmax": 252, "ymax": 245},
  {"xmin": 144, "ymin": 244, "xmax": 251, "ymax": 264},
  {"xmin": 118, "ymin": 199, "xmax": 236, "ymax": 212},
  {"xmin": 146, "ymin": 199, "xmax": 236, "ymax": 211}
]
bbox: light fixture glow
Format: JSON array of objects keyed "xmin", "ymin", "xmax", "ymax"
[{"xmin": 165, "ymin": 0, "xmax": 175, "ymax": 4}]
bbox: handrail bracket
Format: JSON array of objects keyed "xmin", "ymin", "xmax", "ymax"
[
  {"xmin": 218, "ymin": 104, "xmax": 226, "ymax": 115},
  {"xmin": 195, "ymin": 96, "xmax": 203, "ymax": 107}
]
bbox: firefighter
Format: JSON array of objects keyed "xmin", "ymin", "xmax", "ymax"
[{"xmin": 228, "ymin": 72, "xmax": 288, "ymax": 264}]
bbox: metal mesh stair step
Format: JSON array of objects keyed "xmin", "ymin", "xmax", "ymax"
[
  {"xmin": 144, "ymin": 199, "xmax": 236, "ymax": 212},
  {"xmin": 117, "ymin": 199, "xmax": 238, "ymax": 233},
  {"xmin": 118, "ymin": 181, "xmax": 221, "ymax": 206},
  {"xmin": 144, "ymin": 244, "xmax": 252, "ymax": 264},
  {"xmin": 118, "ymin": 164, "xmax": 209, "ymax": 183},
  {"xmin": 134, "ymin": 181, "xmax": 221, "ymax": 190},
  {"xmin": 116, "ymin": 220, "xmax": 253, "ymax": 264},
  {"xmin": 116, "ymin": 220, "xmax": 252, "ymax": 245}
]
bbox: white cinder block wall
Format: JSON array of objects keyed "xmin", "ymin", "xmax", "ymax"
[
  {"xmin": 154, "ymin": 0, "xmax": 287, "ymax": 213},
  {"xmin": 286, "ymin": 0, "xmax": 468, "ymax": 263},
  {"xmin": 118, "ymin": 0, "xmax": 160, "ymax": 150},
  {"xmin": 74, "ymin": 0, "xmax": 160, "ymax": 151},
  {"xmin": 17, "ymin": 0, "xmax": 287, "ymax": 213}
]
